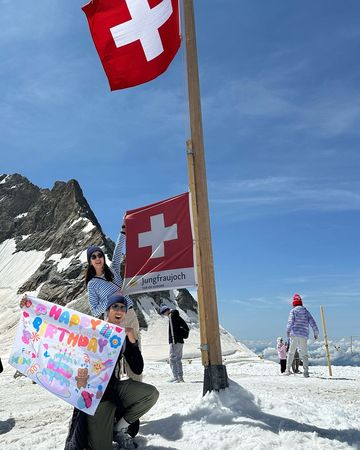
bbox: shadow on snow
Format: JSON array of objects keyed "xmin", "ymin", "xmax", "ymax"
[
  {"xmin": 0, "ymin": 418, "xmax": 15, "ymax": 435},
  {"xmin": 140, "ymin": 379, "xmax": 360, "ymax": 447}
]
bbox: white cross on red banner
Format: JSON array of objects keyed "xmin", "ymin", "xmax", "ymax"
[
  {"xmin": 82, "ymin": 0, "xmax": 181, "ymax": 90},
  {"xmin": 138, "ymin": 213, "xmax": 178, "ymax": 258},
  {"xmin": 110, "ymin": 0, "xmax": 174, "ymax": 61},
  {"xmin": 122, "ymin": 192, "xmax": 196, "ymax": 295}
]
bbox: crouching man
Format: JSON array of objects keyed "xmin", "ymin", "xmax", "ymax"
[
  {"xmin": 87, "ymin": 294, "xmax": 159, "ymax": 450},
  {"xmin": 85, "ymin": 294, "xmax": 159, "ymax": 450}
]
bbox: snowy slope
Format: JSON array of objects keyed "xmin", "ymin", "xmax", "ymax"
[
  {"xmin": 134, "ymin": 289, "xmax": 254, "ymax": 361},
  {"xmin": 0, "ymin": 239, "xmax": 48, "ymax": 353}
]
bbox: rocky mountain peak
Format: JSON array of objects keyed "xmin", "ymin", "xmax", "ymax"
[
  {"xmin": 1, "ymin": 174, "xmax": 107, "ymax": 253},
  {"xmin": 0, "ymin": 174, "xmax": 198, "ymax": 328}
]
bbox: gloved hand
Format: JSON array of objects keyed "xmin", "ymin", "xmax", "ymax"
[{"xmin": 314, "ymin": 335, "xmax": 318, "ymax": 340}]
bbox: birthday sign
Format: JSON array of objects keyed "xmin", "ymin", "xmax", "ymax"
[{"xmin": 9, "ymin": 296, "xmax": 125, "ymax": 415}]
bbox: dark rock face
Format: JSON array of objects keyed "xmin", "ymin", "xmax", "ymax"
[
  {"xmin": 0, "ymin": 173, "xmax": 41, "ymax": 244},
  {"xmin": 0, "ymin": 174, "xmax": 198, "ymax": 326},
  {"xmin": 0, "ymin": 173, "xmax": 112, "ymax": 305},
  {"xmin": 176, "ymin": 289, "xmax": 197, "ymax": 314},
  {"xmin": 0, "ymin": 174, "xmax": 108, "ymax": 253},
  {"xmin": 131, "ymin": 290, "xmax": 173, "ymax": 329}
]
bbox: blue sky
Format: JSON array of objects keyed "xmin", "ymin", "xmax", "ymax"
[{"xmin": 1, "ymin": 1, "xmax": 359, "ymax": 340}]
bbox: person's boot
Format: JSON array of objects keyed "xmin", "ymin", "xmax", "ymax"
[
  {"xmin": 127, "ymin": 419, "xmax": 140, "ymax": 438},
  {"xmin": 113, "ymin": 429, "xmax": 136, "ymax": 449},
  {"xmin": 114, "ymin": 417, "xmax": 137, "ymax": 449},
  {"xmin": 13, "ymin": 370, "xmax": 25, "ymax": 379}
]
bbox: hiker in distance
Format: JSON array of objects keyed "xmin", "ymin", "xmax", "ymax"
[
  {"xmin": 85, "ymin": 223, "xmax": 141, "ymax": 380},
  {"xmin": 285, "ymin": 293, "xmax": 319, "ymax": 378},
  {"xmin": 159, "ymin": 305, "xmax": 190, "ymax": 383},
  {"xmin": 276, "ymin": 337, "xmax": 287, "ymax": 374},
  {"xmin": 65, "ymin": 293, "xmax": 159, "ymax": 450}
]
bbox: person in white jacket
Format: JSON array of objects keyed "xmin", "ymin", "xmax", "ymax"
[
  {"xmin": 285, "ymin": 293, "xmax": 319, "ymax": 378},
  {"xmin": 276, "ymin": 337, "xmax": 287, "ymax": 373}
]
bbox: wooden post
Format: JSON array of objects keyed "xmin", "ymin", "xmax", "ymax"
[
  {"xmin": 183, "ymin": 0, "xmax": 228, "ymax": 393},
  {"xmin": 320, "ymin": 306, "xmax": 332, "ymax": 377},
  {"xmin": 186, "ymin": 140, "xmax": 208, "ymax": 366}
]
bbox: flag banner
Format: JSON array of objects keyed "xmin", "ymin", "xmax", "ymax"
[
  {"xmin": 82, "ymin": 0, "xmax": 181, "ymax": 90},
  {"xmin": 122, "ymin": 192, "xmax": 196, "ymax": 295},
  {"xmin": 9, "ymin": 296, "xmax": 125, "ymax": 415}
]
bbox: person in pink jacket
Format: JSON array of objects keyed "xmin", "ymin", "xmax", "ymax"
[{"xmin": 276, "ymin": 337, "xmax": 287, "ymax": 373}]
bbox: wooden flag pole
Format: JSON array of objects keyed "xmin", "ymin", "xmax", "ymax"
[
  {"xmin": 320, "ymin": 305, "xmax": 332, "ymax": 377},
  {"xmin": 183, "ymin": 0, "xmax": 228, "ymax": 394},
  {"xmin": 186, "ymin": 139, "xmax": 208, "ymax": 367}
]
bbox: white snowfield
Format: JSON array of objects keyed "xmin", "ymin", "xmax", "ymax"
[
  {"xmin": 0, "ymin": 241, "xmax": 359, "ymax": 449},
  {"xmin": 1, "ymin": 359, "xmax": 359, "ymax": 449}
]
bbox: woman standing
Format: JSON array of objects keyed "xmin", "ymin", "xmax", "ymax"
[
  {"xmin": 86, "ymin": 228, "xmax": 132, "ymax": 318},
  {"xmin": 86, "ymin": 227, "xmax": 142, "ymax": 381}
]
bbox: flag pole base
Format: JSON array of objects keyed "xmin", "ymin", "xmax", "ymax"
[{"xmin": 203, "ymin": 364, "xmax": 229, "ymax": 395}]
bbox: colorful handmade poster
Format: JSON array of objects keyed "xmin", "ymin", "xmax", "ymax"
[{"xmin": 9, "ymin": 296, "xmax": 125, "ymax": 415}]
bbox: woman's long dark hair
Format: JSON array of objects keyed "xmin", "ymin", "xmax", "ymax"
[{"xmin": 85, "ymin": 262, "xmax": 114, "ymax": 286}]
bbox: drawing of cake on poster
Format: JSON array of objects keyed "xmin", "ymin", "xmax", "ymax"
[{"xmin": 37, "ymin": 350, "xmax": 73, "ymax": 398}]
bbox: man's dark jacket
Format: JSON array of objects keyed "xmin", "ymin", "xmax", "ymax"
[
  {"xmin": 64, "ymin": 337, "xmax": 142, "ymax": 450},
  {"xmin": 168, "ymin": 310, "xmax": 190, "ymax": 344}
]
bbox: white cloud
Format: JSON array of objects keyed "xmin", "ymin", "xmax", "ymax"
[
  {"xmin": 245, "ymin": 337, "xmax": 360, "ymax": 367},
  {"xmin": 209, "ymin": 176, "xmax": 360, "ymax": 218}
]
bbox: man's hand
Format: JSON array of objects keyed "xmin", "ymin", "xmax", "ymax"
[
  {"xmin": 125, "ymin": 327, "xmax": 136, "ymax": 343},
  {"xmin": 20, "ymin": 295, "xmax": 28, "ymax": 308}
]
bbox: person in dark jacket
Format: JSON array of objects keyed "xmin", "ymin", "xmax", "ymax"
[
  {"xmin": 160, "ymin": 305, "xmax": 189, "ymax": 383},
  {"xmin": 292, "ymin": 349, "xmax": 301, "ymax": 373},
  {"xmin": 65, "ymin": 294, "xmax": 159, "ymax": 450}
]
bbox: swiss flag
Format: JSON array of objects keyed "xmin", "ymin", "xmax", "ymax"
[
  {"xmin": 122, "ymin": 192, "xmax": 196, "ymax": 295},
  {"xmin": 82, "ymin": 0, "xmax": 181, "ymax": 90}
]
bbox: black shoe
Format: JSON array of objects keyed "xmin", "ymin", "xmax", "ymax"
[{"xmin": 127, "ymin": 419, "xmax": 140, "ymax": 438}]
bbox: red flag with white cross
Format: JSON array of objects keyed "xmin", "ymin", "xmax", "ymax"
[
  {"xmin": 122, "ymin": 192, "xmax": 196, "ymax": 295},
  {"xmin": 82, "ymin": 0, "xmax": 181, "ymax": 90}
]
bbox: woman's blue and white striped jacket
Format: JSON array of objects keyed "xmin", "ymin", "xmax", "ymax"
[
  {"xmin": 286, "ymin": 306, "xmax": 319, "ymax": 339},
  {"xmin": 87, "ymin": 232, "xmax": 133, "ymax": 318}
]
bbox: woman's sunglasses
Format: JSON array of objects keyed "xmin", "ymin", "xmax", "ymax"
[
  {"xmin": 91, "ymin": 252, "xmax": 104, "ymax": 260},
  {"xmin": 110, "ymin": 304, "xmax": 127, "ymax": 312}
]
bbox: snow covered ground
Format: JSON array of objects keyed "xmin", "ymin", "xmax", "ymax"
[{"xmin": 1, "ymin": 353, "xmax": 359, "ymax": 449}]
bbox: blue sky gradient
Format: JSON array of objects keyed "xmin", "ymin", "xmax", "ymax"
[{"xmin": 1, "ymin": 1, "xmax": 359, "ymax": 339}]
